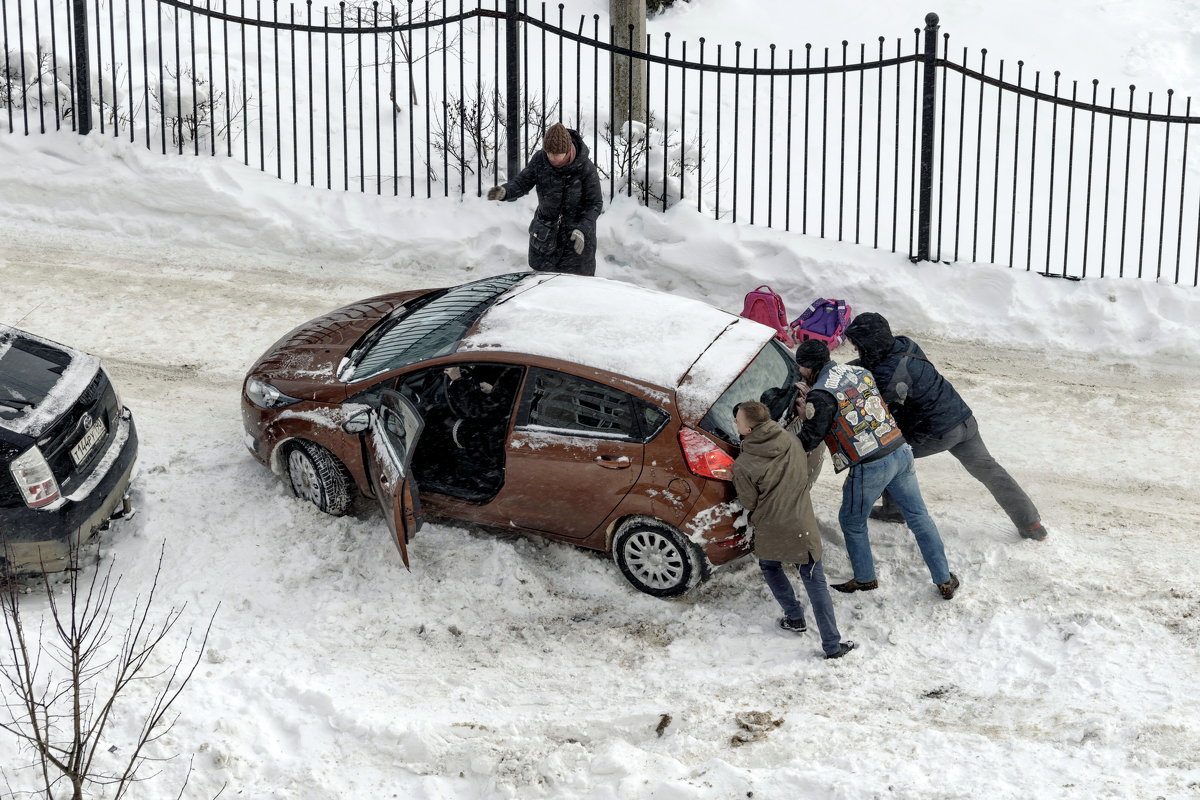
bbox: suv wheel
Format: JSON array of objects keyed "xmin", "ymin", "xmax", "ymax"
[
  {"xmin": 286, "ymin": 440, "xmax": 353, "ymax": 516},
  {"xmin": 612, "ymin": 518, "xmax": 704, "ymax": 598}
]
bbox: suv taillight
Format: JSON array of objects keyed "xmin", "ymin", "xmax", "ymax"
[
  {"xmin": 10, "ymin": 446, "xmax": 61, "ymax": 508},
  {"xmin": 679, "ymin": 428, "xmax": 735, "ymax": 481}
]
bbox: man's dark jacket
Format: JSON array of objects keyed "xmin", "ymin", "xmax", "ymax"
[
  {"xmin": 844, "ymin": 312, "xmax": 972, "ymax": 448},
  {"xmin": 501, "ymin": 129, "xmax": 604, "ymax": 275}
]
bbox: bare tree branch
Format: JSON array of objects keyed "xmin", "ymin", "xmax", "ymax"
[{"xmin": 0, "ymin": 543, "xmax": 218, "ymax": 799}]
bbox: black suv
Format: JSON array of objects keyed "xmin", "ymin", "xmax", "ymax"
[{"xmin": 1, "ymin": 325, "xmax": 138, "ymax": 573}]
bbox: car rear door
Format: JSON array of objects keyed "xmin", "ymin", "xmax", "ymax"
[
  {"xmin": 363, "ymin": 389, "xmax": 425, "ymax": 567},
  {"xmin": 490, "ymin": 368, "xmax": 647, "ymax": 540}
]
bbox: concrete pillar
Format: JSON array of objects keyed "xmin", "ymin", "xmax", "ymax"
[{"xmin": 610, "ymin": 0, "xmax": 647, "ymax": 131}]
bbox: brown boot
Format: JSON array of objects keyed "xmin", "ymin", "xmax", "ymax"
[
  {"xmin": 832, "ymin": 578, "xmax": 878, "ymax": 593},
  {"xmin": 938, "ymin": 573, "xmax": 961, "ymax": 600}
]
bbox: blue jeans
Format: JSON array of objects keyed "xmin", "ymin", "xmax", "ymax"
[
  {"xmin": 839, "ymin": 445, "xmax": 951, "ymax": 585},
  {"xmin": 759, "ymin": 557, "xmax": 842, "ymax": 656}
]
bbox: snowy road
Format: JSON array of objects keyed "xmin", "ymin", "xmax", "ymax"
[{"xmin": 3, "ymin": 143, "xmax": 1200, "ymax": 799}]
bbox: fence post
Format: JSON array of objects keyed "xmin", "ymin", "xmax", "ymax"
[
  {"xmin": 71, "ymin": 0, "xmax": 91, "ymax": 134},
  {"xmin": 914, "ymin": 12, "xmax": 939, "ymax": 261},
  {"xmin": 504, "ymin": 0, "xmax": 520, "ymax": 176}
]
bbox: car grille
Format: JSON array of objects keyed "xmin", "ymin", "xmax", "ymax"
[{"xmin": 37, "ymin": 369, "xmax": 119, "ymax": 497}]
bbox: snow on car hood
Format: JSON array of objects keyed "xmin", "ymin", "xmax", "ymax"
[{"xmin": 459, "ymin": 275, "xmax": 775, "ymax": 420}]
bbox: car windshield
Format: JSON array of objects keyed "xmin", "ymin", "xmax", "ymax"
[
  {"xmin": 700, "ymin": 339, "xmax": 801, "ymax": 444},
  {"xmin": 342, "ymin": 273, "xmax": 525, "ymax": 383}
]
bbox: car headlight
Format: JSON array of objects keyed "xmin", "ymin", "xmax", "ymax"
[{"xmin": 245, "ymin": 377, "xmax": 303, "ymax": 409}]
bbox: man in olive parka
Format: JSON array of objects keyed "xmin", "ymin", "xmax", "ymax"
[
  {"xmin": 732, "ymin": 401, "xmax": 854, "ymax": 660},
  {"xmin": 487, "ymin": 123, "xmax": 604, "ymax": 276}
]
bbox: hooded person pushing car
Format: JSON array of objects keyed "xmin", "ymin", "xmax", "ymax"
[{"xmin": 487, "ymin": 123, "xmax": 604, "ymax": 276}]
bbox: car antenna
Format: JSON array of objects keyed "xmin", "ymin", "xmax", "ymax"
[{"xmin": 12, "ymin": 301, "xmax": 44, "ymax": 327}]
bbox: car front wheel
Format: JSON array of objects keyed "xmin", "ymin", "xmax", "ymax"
[
  {"xmin": 612, "ymin": 518, "xmax": 705, "ymax": 598},
  {"xmin": 286, "ymin": 440, "xmax": 353, "ymax": 516}
]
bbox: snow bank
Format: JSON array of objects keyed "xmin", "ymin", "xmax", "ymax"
[{"xmin": 2, "ymin": 132, "xmax": 1197, "ymax": 364}]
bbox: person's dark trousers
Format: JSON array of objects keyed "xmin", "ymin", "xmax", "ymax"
[
  {"xmin": 882, "ymin": 414, "xmax": 1040, "ymax": 530},
  {"xmin": 758, "ymin": 557, "xmax": 842, "ymax": 656}
]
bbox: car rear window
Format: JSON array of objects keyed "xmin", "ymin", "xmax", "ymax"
[
  {"xmin": 343, "ymin": 273, "xmax": 524, "ymax": 383},
  {"xmin": 699, "ymin": 339, "xmax": 801, "ymax": 444},
  {"xmin": 0, "ymin": 334, "xmax": 71, "ymax": 422}
]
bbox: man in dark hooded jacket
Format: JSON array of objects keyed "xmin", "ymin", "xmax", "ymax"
[
  {"xmin": 843, "ymin": 312, "xmax": 1048, "ymax": 541},
  {"xmin": 487, "ymin": 123, "xmax": 604, "ymax": 276}
]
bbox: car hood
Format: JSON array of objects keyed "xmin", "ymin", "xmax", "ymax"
[{"xmin": 246, "ymin": 289, "xmax": 430, "ymax": 401}]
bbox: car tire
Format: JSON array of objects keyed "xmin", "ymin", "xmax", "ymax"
[
  {"xmin": 286, "ymin": 440, "xmax": 353, "ymax": 517},
  {"xmin": 612, "ymin": 518, "xmax": 706, "ymax": 598}
]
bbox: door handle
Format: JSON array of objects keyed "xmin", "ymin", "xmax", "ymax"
[{"xmin": 595, "ymin": 455, "xmax": 631, "ymax": 469}]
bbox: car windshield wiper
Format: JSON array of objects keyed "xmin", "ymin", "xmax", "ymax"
[
  {"xmin": 0, "ymin": 396, "xmax": 34, "ymax": 410},
  {"xmin": 346, "ymin": 308, "xmax": 406, "ymax": 370}
]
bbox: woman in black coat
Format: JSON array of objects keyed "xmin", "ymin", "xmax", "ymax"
[{"xmin": 487, "ymin": 123, "xmax": 604, "ymax": 276}]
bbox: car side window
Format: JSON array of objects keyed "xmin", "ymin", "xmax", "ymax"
[{"xmin": 517, "ymin": 369, "xmax": 647, "ymax": 441}]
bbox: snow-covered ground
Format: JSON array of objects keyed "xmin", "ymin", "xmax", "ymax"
[{"xmin": 3, "ymin": 1, "xmax": 1200, "ymax": 798}]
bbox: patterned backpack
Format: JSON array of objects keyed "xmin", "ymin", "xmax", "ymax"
[
  {"xmin": 739, "ymin": 285, "xmax": 796, "ymax": 346},
  {"xmin": 790, "ymin": 298, "xmax": 853, "ymax": 348}
]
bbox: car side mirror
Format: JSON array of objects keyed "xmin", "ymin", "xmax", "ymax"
[{"xmin": 342, "ymin": 410, "xmax": 371, "ymax": 434}]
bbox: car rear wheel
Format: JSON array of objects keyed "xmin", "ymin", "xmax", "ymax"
[
  {"xmin": 612, "ymin": 518, "xmax": 705, "ymax": 598},
  {"xmin": 286, "ymin": 440, "xmax": 353, "ymax": 516}
]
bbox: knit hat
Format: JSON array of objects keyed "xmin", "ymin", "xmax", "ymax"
[
  {"xmin": 543, "ymin": 123, "xmax": 572, "ymax": 154},
  {"xmin": 794, "ymin": 339, "xmax": 831, "ymax": 372}
]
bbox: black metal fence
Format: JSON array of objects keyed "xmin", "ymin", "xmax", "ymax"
[{"xmin": 3, "ymin": 2, "xmax": 1199, "ymax": 286}]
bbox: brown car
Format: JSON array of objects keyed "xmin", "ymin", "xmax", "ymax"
[{"xmin": 240, "ymin": 272, "xmax": 802, "ymax": 597}]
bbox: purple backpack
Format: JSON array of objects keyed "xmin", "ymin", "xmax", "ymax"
[
  {"xmin": 740, "ymin": 285, "xmax": 796, "ymax": 346},
  {"xmin": 790, "ymin": 298, "xmax": 852, "ymax": 348}
]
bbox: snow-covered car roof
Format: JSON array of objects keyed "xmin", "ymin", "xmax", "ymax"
[
  {"xmin": 459, "ymin": 274, "xmax": 776, "ymax": 419},
  {"xmin": 0, "ymin": 324, "xmax": 101, "ymax": 437}
]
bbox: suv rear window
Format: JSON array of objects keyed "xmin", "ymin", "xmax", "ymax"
[
  {"xmin": 342, "ymin": 273, "xmax": 524, "ymax": 382},
  {"xmin": 700, "ymin": 340, "xmax": 801, "ymax": 444},
  {"xmin": 0, "ymin": 335, "xmax": 71, "ymax": 422}
]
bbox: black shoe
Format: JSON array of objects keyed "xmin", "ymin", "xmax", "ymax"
[
  {"xmin": 778, "ymin": 616, "xmax": 807, "ymax": 634},
  {"xmin": 868, "ymin": 505, "xmax": 906, "ymax": 523},
  {"xmin": 938, "ymin": 573, "xmax": 961, "ymax": 600},
  {"xmin": 825, "ymin": 641, "xmax": 857, "ymax": 660},
  {"xmin": 1021, "ymin": 522, "xmax": 1049, "ymax": 541},
  {"xmin": 832, "ymin": 578, "xmax": 878, "ymax": 593}
]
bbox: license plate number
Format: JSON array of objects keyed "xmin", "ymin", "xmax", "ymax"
[{"xmin": 70, "ymin": 417, "xmax": 107, "ymax": 466}]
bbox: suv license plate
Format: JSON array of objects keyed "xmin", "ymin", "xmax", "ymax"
[{"xmin": 70, "ymin": 417, "xmax": 107, "ymax": 466}]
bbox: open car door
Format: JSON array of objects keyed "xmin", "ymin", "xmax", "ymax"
[{"xmin": 363, "ymin": 389, "xmax": 425, "ymax": 568}]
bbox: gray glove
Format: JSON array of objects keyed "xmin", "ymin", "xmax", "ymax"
[
  {"xmin": 570, "ymin": 229, "xmax": 585, "ymax": 255},
  {"xmin": 487, "ymin": 185, "xmax": 506, "ymax": 201}
]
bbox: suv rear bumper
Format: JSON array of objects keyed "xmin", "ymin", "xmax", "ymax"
[{"xmin": 1, "ymin": 411, "xmax": 138, "ymax": 574}]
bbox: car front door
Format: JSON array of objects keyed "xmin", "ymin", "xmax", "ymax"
[
  {"xmin": 490, "ymin": 368, "xmax": 646, "ymax": 540},
  {"xmin": 363, "ymin": 389, "xmax": 425, "ymax": 567}
]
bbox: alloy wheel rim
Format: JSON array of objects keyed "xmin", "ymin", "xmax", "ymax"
[
  {"xmin": 623, "ymin": 530, "xmax": 685, "ymax": 589},
  {"xmin": 289, "ymin": 450, "xmax": 321, "ymax": 503}
]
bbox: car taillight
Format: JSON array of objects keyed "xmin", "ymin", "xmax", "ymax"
[
  {"xmin": 10, "ymin": 445, "xmax": 61, "ymax": 508},
  {"xmin": 679, "ymin": 428, "xmax": 735, "ymax": 481}
]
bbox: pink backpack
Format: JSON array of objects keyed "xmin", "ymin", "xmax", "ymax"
[
  {"xmin": 790, "ymin": 298, "xmax": 853, "ymax": 348},
  {"xmin": 740, "ymin": 285, "xmax": 795, "ymax": 346}
]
